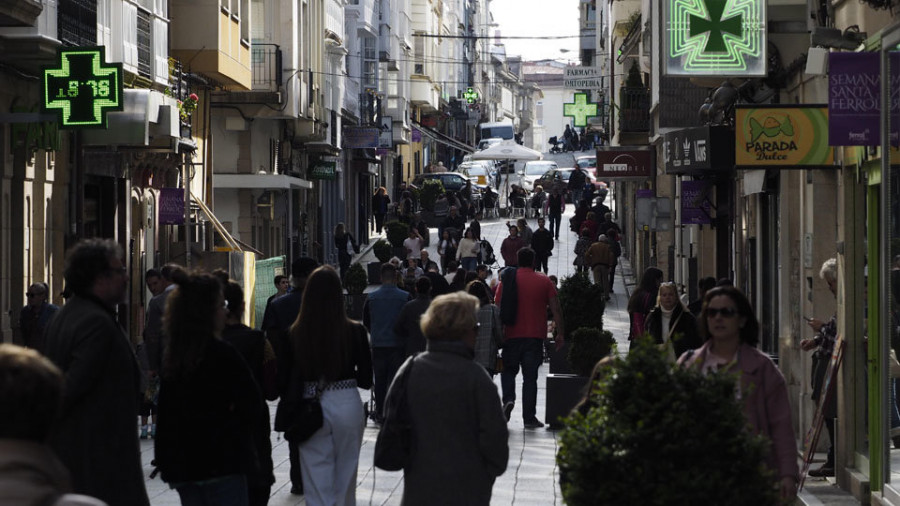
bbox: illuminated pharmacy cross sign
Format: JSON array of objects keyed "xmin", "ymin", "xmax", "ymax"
[
  {"xmin": 563, "ymin": 93, "xmax": 598, "ymax": 128},
  {"xmin": 464, "ymin": 87, "xmax": 479, "ymax": 104},
  {"xmin": 42, "ymin": 46, "xmax": 123, "ymax": 129},
  {"xmin": 690, "ymin": 0, "xmax": 743, "ymax": 53}
]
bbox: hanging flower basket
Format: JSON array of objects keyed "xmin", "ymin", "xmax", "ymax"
[{"xmin": 178, "ymin": 93, "xmax": 199, "ymax": 122}]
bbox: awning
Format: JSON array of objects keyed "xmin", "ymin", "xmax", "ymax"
[
  {"xmin": 413, "ymin": 123, "xmax": 475, "ymax": 154},
  {"xmin": 214, "ymin": 173, "xmax": 314, "ymax": 190}
]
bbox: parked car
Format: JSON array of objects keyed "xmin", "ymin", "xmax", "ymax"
[
  {"xmin": 458, "ymin": 161, "xmax": 496, "ymax": 188},
  {"xmin": 477, "ymin": 137, "xmax": 504, "ymax": 150},
  {"xmin": 518, "ymin": 160, "xmax": 559, "ymax": 192},
  {"xmin": 412, "ymin": 172, "xmax": 473, "ymax": 193}
]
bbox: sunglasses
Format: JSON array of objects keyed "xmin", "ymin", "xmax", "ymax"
[
  {"xmin": 25, "ymin": 292, "xmax": 43, "ymax": 297},
  {"xmin": 706, "ymin": 307, "xmax": 739, "ymax": 318}
]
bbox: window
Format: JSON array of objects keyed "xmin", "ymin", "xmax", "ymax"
[
  {"xmin": 362, "ymin": 36, "xmax": 377, "ymax": 89},
  {"xmin": 136, "ymin": 8, "xmax": 152, "ymax": 78}
]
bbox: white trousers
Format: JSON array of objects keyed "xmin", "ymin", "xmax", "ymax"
[{"xmin": 298, "ymin": 387, "xmax": 365, "ymax": 506}]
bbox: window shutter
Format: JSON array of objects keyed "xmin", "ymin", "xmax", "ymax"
[
  {"xmin": 122, "ymin": 2, "xmax": 138, "ymax": 71},
  {"xmin": 153, "ymin": 17, "xmax": 169, "ymax": 85}
]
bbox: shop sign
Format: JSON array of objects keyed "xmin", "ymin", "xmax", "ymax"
[
  {"xmin": 595, "ymin": 147, "xmax": 654, "ymax": 179},
  {"xmin": 735, "ymin": 106, "xmax": 834, "ymax": 167},
  {"xmin": 681, "ymin": 180, "xmax": 712, "ymax": 225},
  {"xmin": 564, "ymin": 92, "xmax": 599, "ymax": 127},
  {"xmin": 42, "ymin": 46, "xmax": 124, "ymax": 129},
  {"xmin": 411, "ymin": 128, "xmax": 422, "ymax": 143},
  {"xmin": 309, "ymin": 161, "xmax": 337, "ymax": 180},
  {"xmin": 342, "ymin": 127, "xmax": 378, "ymax": 149},
  {"xmin": 828, "ymin": 52, "xmax": 879, "ymax": 146},
  {"xmin": 158, "ymin": 188, "xmax": 185, "ymax": 225},
  {"xmin": 564, "ymin": 67, "xmax": 604, "ymax": 90},
  {"xmin": 663, "ymin": 125, "xmax": 734, "ymax": 175},
  {"xmin": 379, "ymin": 116, "xmax": 393, "ymax": 149},
  {"xmin": 664, "ymin": 0, "xmax": 766, "ymax": 76}
]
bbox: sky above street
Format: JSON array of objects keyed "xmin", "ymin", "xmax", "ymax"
[{"xmin": 490, "ymin": 0, "xmax": 581, "ymax": 62}]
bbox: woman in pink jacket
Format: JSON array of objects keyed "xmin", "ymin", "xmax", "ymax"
[{"xmin": 678, "ymin": 285, "xmax": 799, "ymax": 502}]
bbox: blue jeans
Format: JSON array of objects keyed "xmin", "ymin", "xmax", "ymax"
[
  {"xmin": 570, "ymin": 189, "xmax": 583, "ymax": 207},
  {"xmin": 461, "ymin": 257, "xmax": 477, "ymax": 272},
  {"xmin": 501, "ymin": 338, "xmax": 544, "ymax": 422},
  {"xmin": 175, "ymin": 474, "xmax": 249, "ymax": 506}
]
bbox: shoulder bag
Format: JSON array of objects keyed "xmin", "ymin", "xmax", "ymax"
[
  {"xmin": 374, "ymin": 355, "xmax": 417, "ymax": 471},
  {"xmin": 284, "ymin": 379, "xmax": 325, "ymax": 443}
]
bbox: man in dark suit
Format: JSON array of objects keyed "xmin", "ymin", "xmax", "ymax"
[
  {"xmin": 262, "ymin": 256, "xmax": 320, "ymax": 495},
  {"xmin": 144, "ymin": 264, "xmax": 179, "ymax": 382},
  {"xmin": 43, "ymin": 239, "xmax": 150, "ymax": 506}
]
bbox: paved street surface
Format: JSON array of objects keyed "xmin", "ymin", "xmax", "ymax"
[{"xmin": 141, "ymin": 187, "xmax": 634, "ymax": 505}]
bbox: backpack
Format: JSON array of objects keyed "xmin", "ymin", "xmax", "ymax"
[{"xmin": 480, "ymin": 239, "xmax": 497, "ymax": 265}]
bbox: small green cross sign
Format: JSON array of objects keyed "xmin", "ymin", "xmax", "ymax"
[
  {"xmin": 563, "ymin": 93, "xmax": 598, "ymax": 127},
  {"xmin": 42, "ymin": 46, "xmax": 123, "ymax": 129},
  {"xmin": 464, "ymin": 87, "xmax": 479, "ymax": 104}
]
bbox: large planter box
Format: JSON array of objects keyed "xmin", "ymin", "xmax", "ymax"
[
  {"xmin": 546, "ymin": 373, "xmax": 589, "ymax": 430},
  {"xmin": 345, "ymin": 293, "xmax": 368, "ymax": 321},
  {"xmin": 367, "ymin": 262, "xmax": 383, "ymax": 285},
  {"xmin": 548, "ymin": 339, "xmax": 575, "ymax": 375}
]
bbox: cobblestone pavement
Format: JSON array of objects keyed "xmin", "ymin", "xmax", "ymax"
[{"xmin": 142, "ymin": 186, "xmax": 634, "ymax": 505}]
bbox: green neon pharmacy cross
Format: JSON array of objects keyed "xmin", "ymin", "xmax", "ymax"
[
  {"xmin": 464, "ymin": 87, "xmax": 479, "ymax": 104},
  {"xmin": 689, "ymin": 0, "xmax": 743, "ymax": 53},
  {"xmin": 43, "ymin": 46, "xmax": 123, "ymax": 128},
  {"xmin": 563, "ymin": 93, "xmax": 598, "ymax": 128}
]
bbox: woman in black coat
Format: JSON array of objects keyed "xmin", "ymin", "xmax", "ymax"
[
  {"xmin": 155, "ymin": 270, "xmax": 269, "ymax": 506},
  {"xmin": 372, "ymin": 186, "xmax": 390, "ymax": 233},
  {"xmin": 334, "ymin": 222, "xmax": 358, "ymax": 280},
  {"xmin": 644, "ymin": 282, "xmax": 702, "ymax": 359}
]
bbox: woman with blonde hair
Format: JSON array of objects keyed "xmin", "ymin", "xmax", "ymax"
[
  {"xmin": 382, "ymin": 292, "xmax": 508, "ymax": 504},
  {"xmin": 643, "ymin": 281, "xmax": 701, "ymax": 361}
]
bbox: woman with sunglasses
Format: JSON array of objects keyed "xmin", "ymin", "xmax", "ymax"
[
  {"xmin": 644, "ymin": 282, "xmax": 701, "ymax": 361},
  {"xmin": 678, "ymin": 286, "xmax": 798, "ymax": 502}
]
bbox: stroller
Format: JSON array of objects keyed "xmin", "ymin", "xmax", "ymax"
[{"xmin": 548, "ymin": 136, "xmax": 565, "ymax": 154}]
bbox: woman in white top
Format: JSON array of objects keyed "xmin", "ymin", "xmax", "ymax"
[
  {"xmin": 642, "ymin": 282, "xmax": 701, "ymax": 361},
  {"xmin": 456, "ymin": 227, "xmax": 481, "ymax": 272}
]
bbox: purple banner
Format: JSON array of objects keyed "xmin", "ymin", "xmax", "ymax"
[
  {"xmin": 681, "ymin": 180, "xmax": 711, "ymax": 225},
  {"xmin": 158, "ymin": 188, "xmax": 184, "ymax": 225},
  {"xmin": 411, "ymin": 128, "xmax": 422, "ymax": 143},
  {"xmin": 636, "ymin": 189, "xmax": 654, "ymax": 199},
  {"xmin": 829, "ymin": 52, "xmax": 879, "ymax": 146}
]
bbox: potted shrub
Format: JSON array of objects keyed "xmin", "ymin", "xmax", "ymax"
[
  {"xmin": 551, "ymin": 272, "xmax": 606, "ymax": 374},
  {"xmin": 567, "ymin": 327, "xmax": 615, "ymax": 378},
  {"xmin": 344, "ymin": 262, "xmax": 368, "ymax": 320},
  {"xmin": 419, "ymin": 179, "xmax": 445, "ymax": 212},
  {"xmin": 557, "ymin": 337, "xmax": 777, "ymax": 505},
  {"xmin": 369, "ymin": 239, "xmax": 392, "ymax": 284},
  {"xmin": 385, "ymin": 220, "xmax": 410, "ymax": 260}
]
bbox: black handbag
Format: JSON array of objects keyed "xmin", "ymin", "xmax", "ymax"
[
  {"xmin": 374, "ymin": 355, "xmax": 417, "ymax": 471},
  {"xmin": 284, "ymin": 380, "xmax": 325, "ymax": 443}
]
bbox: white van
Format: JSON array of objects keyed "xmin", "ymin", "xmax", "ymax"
[{"xmin": 478, "ymin": 121, "xmax": 515, "ymax": 141}]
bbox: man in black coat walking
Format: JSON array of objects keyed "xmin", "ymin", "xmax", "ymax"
[
  {"xmin": 531, "ymin": 218, "xmax": 554, "ymax": 274},
  {"xmin": 43, "ymin": 239, "xmax": 150, "ymax": 506}
]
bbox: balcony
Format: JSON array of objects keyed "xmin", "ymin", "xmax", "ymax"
[
  {"xmin": 251, "ymin": 45, "xmax": 282, "ymax": 93},
  {"xmin": 0, "ymin": 0, "xmax": 43, "ymax": 27},
  {"xmin": 618, "ymin": 87, "xmax": 649, "ymax": 133},
  {"xmin": 170, "ymin": 1, "xmax": 251, "ymax": 90},
  {"xmin": 411, "ymin": 77, "xmax": 439, "ymax": 112}
]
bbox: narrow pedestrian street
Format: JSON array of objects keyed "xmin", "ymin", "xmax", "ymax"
[{"xmin": 140, "ymin": 192, "xmax": 635, "ymax": 505}]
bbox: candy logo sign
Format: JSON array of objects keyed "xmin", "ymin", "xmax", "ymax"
[{"xmin": 735, "ymin": 106, "xmax": 833, "ymax": 167}]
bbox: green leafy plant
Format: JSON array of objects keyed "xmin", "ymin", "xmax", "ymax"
[
  {"xmin": 557, "ymin": 272, "xmax": 606, "ymax": 341},
  {"xmin": 178, "ymin": 93, "xmax": 199, "ymax": 122},
  {"xmin": 558, "ymin": 337, "xmax": 777, "ymax": 506},
  {"xmin": 344, "ymin": 262, "xmax": 368, "ymax": 294},
  {"xmin": 384, "ymin": 220, "xmax": 410, "ymax": 248},
  {"xmin": 373, "ymin": 239, "xmax": 392, "ymax": 263},
  {"xmin": 567, "ymin": 327, "xmax": 615, "ymax": 377},
  {"xmin": 419, "ymin": 179, "xmax": 445, "ymax": 211}
]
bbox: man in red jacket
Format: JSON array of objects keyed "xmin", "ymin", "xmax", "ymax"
[{"xmin": 500, "ymin": 224, "xmax": 527, "ymax": 267}]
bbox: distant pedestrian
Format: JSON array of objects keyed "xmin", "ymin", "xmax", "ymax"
[
  {"xmin": 384, "ymin": 292, "xmax": 508, "ymax": 504},
  {"xmin": 573, "ymin": 229, "xmax": 593, "ymax": 274},
  {"xmin": 334, "ymin": 223, "xmax": 359, "ymax": 280},
  {"xmin": 628, "ymin": 267, "xmax": 663, "ymax": 341},
  {"xmin": 546, "ymin": 188, "xmax": 565, "ymax": 240},
  {"xmin": 678, "ymin": 286, "xmax": 798, "ymax": 502},
  {"xmin": 155, "ymin": 270, "xmax": 270, "ymax": 506},
  {"xmin": 457, "ymin": 227, "xmax": 481, "ymax": 272},
  {"xmin": 286, "ymin": 266, "xmax": 373, "ymax": 506},
  {"xmin": 438, "ymin": 229, "xmax": 458, "ymax": 274},
  {"xmin": 517, "ymin": 218, "xmax": 533, "ymax": 245},
  {"xmin": 530, "ymin": 186, "xmax": 547, "ymax": 218},
  {"xmin": 467, "ymin": 281, "xmax": 503, "ymax": 376},
  {"xmin": 419, "ymin": 249, "xmax": 439, "ymax": 273},
  {"xmin": 607, "ymin": 230, "xmax": 622, "ymax": 293},
  {"xmin": 262, "ymin": 256, "xmax": 320, "ymax": 495},
  {"xmin": 440, "ymin": 206, "xmax": 466, "ymax": 241},
  {"xmin": 570, "ymin": 200, "xmax": 589, "ymax": 235},
  {"xmin": 404, "ymin": 228, "xmax": 424, "ymax": 262},
  {"xmin": 394, "ymin": 276, "xmax": 433, "ymax": 356},
  {"xmin": 363, "ymin": 264, "xmax": 411, "ymax": 422},
  {"xmin": 145, "ymin": 269, "xmax": 163, "ymax": 296},
  {"xmin": 687, "ymin": 276, "xmax": 717, "ymax": 317},
  {"xmin": 266, "ymin": 274, "xmax": 290, "ymax": 310},
  {"xmin": 19, "ymin": 282, "xmax": 59, "ymax": 351},
  {"xmin": 399, "ymin": 191, "xmax": 414, "ymax": 224},
  {"xmin": 495, "ymin": 248, "xmax": 565, "ymax": 429},
  {"xmin": 567, "ymin": 167, "xmax": 587, "ymax": 206},
  {"xmin": 500, "ymin": 225, "xmax": 527, "ymax": 267},
  {"xmin": 424, "ymin": 263, "xmax": 451, "ymax": 298},
  {"xmin": 596, "ymin": 212, "xmax": 621, "ymax": 239},
  {"xmin": 372, "ymin": 186, "xmax": 391, "ymax": 233},
  {"xmin": 43, "ymin": 239, "xmax": 150, "ymax": 506},
  {"xmin": 584, "ymin": 235, "xmax": 615, "ymax": 299},
  {"xmin": 580, "ymin": 212, "xmax": 599, "ymax": 241},
  {"xmin": 145, "ymin": 264, "xmax": 180, "ymax": 384},
  {"xmin": 469, "ymin": 217, "xmax": 481, "ymax": 241},
  {"xmin": 644, "ymin": 282, "xmax": 701, "ymax": 361},
  {"xmin": 0, "ymin": 344, "xmax": 106, "ymax": 506},
  {"xmin": 449, "ymin": 267, "xmax": 468, "ymax": 292},
  {"xmin": 531, "ymin": 217, "xmax": 554, "ymax": 274}
]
